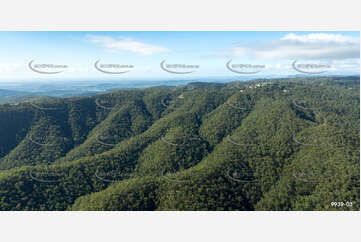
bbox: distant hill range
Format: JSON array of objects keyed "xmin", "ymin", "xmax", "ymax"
[{"xmin": 0, "ymin": 76, "xmax": 359, "ymax": 211}]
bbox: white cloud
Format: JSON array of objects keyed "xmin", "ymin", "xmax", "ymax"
[
  {"xmin": 329, "ymin": 59, "xmax": 360, "ymax": 71},
  {"xmin": 281, "ymin": 33, "xmax": 359, "ymax": 44},
  {"xmin": 87, "ymin": 35, "xmax": 170, "ymax": 56},
  {"xmin": 230, "ymin": 33, "xmax": 360, "ymax": 60}
]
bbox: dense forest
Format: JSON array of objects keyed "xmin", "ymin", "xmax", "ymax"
[{"xmin": 0, "ymin": 76, "xmax": 359, "ymax": 211}]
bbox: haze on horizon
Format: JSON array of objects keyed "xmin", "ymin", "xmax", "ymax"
[{"xmin": 0, "ymin": 31, "xmax": 359, "ymax": 82}]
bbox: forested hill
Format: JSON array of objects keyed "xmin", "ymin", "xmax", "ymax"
[{"xmin": 0, "ymin": 77, "xmax": 359, "ymax": 211}]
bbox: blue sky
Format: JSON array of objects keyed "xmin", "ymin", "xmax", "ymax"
[{"xmin": 0, "ymin": 31, "xmax": 359, "ymax": 82}]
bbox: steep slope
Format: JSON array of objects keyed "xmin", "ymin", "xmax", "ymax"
[{"xmin": 0, "ymin": 78, "xmax": 359, "ymax": 211}]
